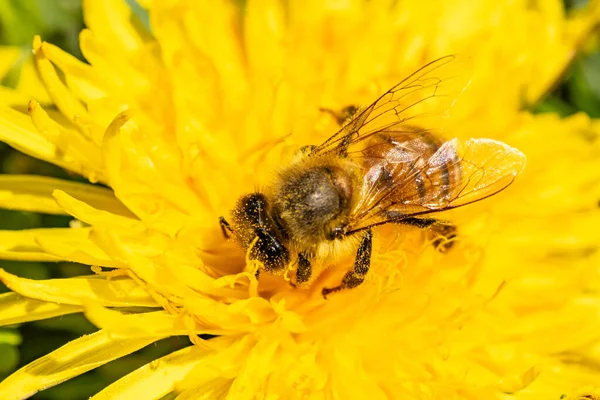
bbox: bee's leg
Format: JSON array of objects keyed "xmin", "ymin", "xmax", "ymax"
[
  {"xmin": 429, "ymin": 223, "xmax": 457, "ymax": 253},
  {"xmin": 250, "ymin": 227, "xmax": 290, "ymax": 273},
  {"xmin": 219, "ymin": 216, "xmax": 234, "ymax": 239},
  {"xmin": 296, "ymin": 252, "xmax": 312, "ymax": 285},
  {"xmin": 319, "ymin": 105, "xmax": 359, "ymax": 125},
  {"xmin": 398, "ymin": 217, "xmax": 457, "ymax": 252},
  {"xmin": 291, "ymin": 145, "xmax": 317, "ymax": 162},
  {"xmin": 322, "ymin": 229, "xmax": 372, "ymax": 298},
  {"xmin": 396, "ymin": 217, "xmax": 437, "ymax": 228},
  {"xmin": 337, "ymin": 135, "xmax": 352, "ymax": 157},
  {"xmin": 297, "ymin": 145, "xmax": 316, "ymax": 155}
]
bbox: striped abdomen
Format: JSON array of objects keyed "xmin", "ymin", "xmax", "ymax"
[{"xmin": 352, "ymin": 130, "xmax": 462, "ymax": 223}]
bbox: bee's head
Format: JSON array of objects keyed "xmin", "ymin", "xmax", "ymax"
[{"xmin": 231, "ymin": 193, "xmax": 289, "ymax": 272}]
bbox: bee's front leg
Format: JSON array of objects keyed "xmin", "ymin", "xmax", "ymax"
[
  {"xmin": 286, "ymin": 252, "xmax": 312, "ymax": 288},
  {"xmin": 219, "ymin": 216, "xmax": 234, "ymax": 239},
  {"xmin": 322, "ymin": 229, "xmax": 372, "ymax": 298}
]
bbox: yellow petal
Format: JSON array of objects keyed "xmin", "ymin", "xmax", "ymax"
[
  {"xmin": 0, "ymin": 106, "xmax": 59, "ymax": 163},
  {"xmin": 0, "ymin": 228, "xmax": 63, "ymax": 262},
  {"xmin": 0, "ymin": 175, "xmax": 133, "ymax": 217},
  {"xmin": 562, "ymin": 386, "xmax": 600, "ymax": 400},
  {"xmin": 39, "ymin": 41, "xmax": 108, "ymax": 103},
  {"xmin": 0, "ymin": 270, "xmax": 157, "ymax": 307},
  {"xmin": 174, "ymin": 384, "xmax": 232, "ymax": 400},
  {"xmin": 53, "ymin": 190, "xmax": 143, "ymax": 231},
  {"xmin": 167, "ymin": 261, "xmax": 247, "ymax": 300},
  {"xmin": 33, "ymin": 36, "xmax": 90, "ymax": 126},
  {"xmin": 0, "ymin": 106, "xmax": 95, "ymax": 178},
  {"xmin": 0, "ymin": 46, "xmax": 20, "ymax": 77},
  {"xmin": 91, "ymin": 345, "xmax": 209, "ymax": 400},
  {"xmin": 0, "ymin": 329, "xmax": 160, "ymax": 399},
  {"xmin": 0, "ymin": 46, "xmax": 51, "ymax": 105},
  {"xmin": 0, "ymin": 292, "xmax": 82, "ymax": 326},
  {"xmin": 0, "ymin": 228, "xmax": 118, "ymax": 266},
  {"xmin": 78, "ymin": 28, "xmax": 155, "ymax": 107},
  {"xmin": 84, "ymin": 303, "xmax": 188, "ymax": 336},
  {"xmin": 28, "ymin": 99, "xmax": 104, "ymax": 180},
  {"xmin": 244, "ymin": 0, "xmax": 286, "ymax": 83},
  {"xmin": 101, "ymin": 112, "xmax": 206, "ymax": 236},
  {"xmin": 175, "ymin": 335, "xmax": 253, "ymax": 392},
  {"xmin": 0, "ymin": 86, "xmax": 31, "ymax": 106},
  {"xmin": 35, "ymin": 232, "xmax": 122, "ymax": 268},
  {"xmin": 84, "ymin": 302, "xmax": 233, "ymax": 337},
  {"xmin": 151, "ymin": 0, "xmax": 247, "ymax": 111},
  {"xmin": 87, "ymin": 229, "xmax": 207, "ymax": 301},
  {"xmin": 82, "ymin": 0, "xmax": 147, "ymax": 53},
  {"xmin": 15, "ymin": 53, "xmax": 52, "ymax": 104}
]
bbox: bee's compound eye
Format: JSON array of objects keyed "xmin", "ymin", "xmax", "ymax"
[{"xmin": 238, "ymin": 193, "xmax": 268, "ymax": 217}]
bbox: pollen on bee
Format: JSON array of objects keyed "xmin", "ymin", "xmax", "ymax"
[{"xmin": 283, "ymin": 266, "xmax": 294, "ymax": 283}]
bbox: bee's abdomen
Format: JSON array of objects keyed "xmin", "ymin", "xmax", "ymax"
[
  {"xmin": 405, "ymin": 131, "xmax": 460, "ymax": 204},
  {"xmin": 360, "ymin": 130, "xmax": 461, "ymax": 210}
]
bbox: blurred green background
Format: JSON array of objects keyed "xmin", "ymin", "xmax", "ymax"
[{"xmin": 0, "ymin": 0, "xmax": 598, "ymax": 399}]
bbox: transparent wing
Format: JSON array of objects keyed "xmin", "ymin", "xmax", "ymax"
[
  {"xmin": 311, "ymin": 55, "xmax": 469, "ymax": 156},
  {"xmin": 344, "ymin": 138, "xmax": 526, "ymax": 234}
]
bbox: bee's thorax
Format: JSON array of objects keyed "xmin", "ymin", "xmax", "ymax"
[{"xmin": 272, "ymin": 163, "xmax": 354, "ymax": 246}]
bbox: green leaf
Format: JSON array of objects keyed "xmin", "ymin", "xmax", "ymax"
[
  {"xmin": 0, "ymin": 0, "xmax": 83, "ymax": 57},
  {"xmin": 533, "ymin": 95, "xmax": 577, "ymax": 117},
  {"xmin": 0, "ymin": 261, "xmax": 50, "ymax": 285},
  {"xmin": 0, "ymin": 343, "xmax": 19, "ymax": 373},
  {"xmin": 567, "ymin": 55, "xmax": 600, "ymax": 118},
  {"xmin": 0, "ymin": 0, "xmax": 43, "ymax": 45},
  {"xmin": 0, "ymin": 328, "xmax": 21, "ymax": 346},
  {"xmin": 33, "ymin": 313, "xmax": 96, "ymax": 335},
  {"xmin": 124, "ymin": 0, "xmax": 151, "ymax": 33},
  {"xmin": 0, "ymin": 47, "xmax": 29, "ymax": 88},
  {"xmin": 0, "ymin": 210, "xmax": 41, "ymax": 230}
]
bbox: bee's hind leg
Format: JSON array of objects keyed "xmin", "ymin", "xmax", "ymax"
[
  {"xmin": 319, "ymin": 105, "xmax": 359, "ymax": 125},
  {"xmin": 429, "ymin": 223, "xmax": 457, "ymax": 253},
  {"xmin": 322, "ymin": 229, "xmax": 372, "ymax": 298},
  {"xmin": 398, "ymin": 217, "xmax": 457, "ymax": 253}
]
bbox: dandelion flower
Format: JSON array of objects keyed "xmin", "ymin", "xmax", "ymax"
[{"xmin": 1, "ymin": 0, "xmax": 600, "ymax": 399}]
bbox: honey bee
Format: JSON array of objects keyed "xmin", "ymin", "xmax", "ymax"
[{"xmin": 220, "ymin": 55, "xmax": 526, "ymax": 297}]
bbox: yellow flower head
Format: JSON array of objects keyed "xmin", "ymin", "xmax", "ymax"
[{"xmin": 1, "ymin": 0, "xmax": 600, "ymax": 399}]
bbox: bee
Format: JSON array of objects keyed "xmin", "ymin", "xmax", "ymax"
[{"xmin": 220, "ymin": 55, "xmax": 526, "ymax": 297}]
